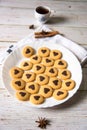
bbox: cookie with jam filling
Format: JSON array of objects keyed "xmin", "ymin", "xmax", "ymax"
[
  {"xmin": 53, "ymin": 89, "xmax": 68, "ymax": 100},
  {"xmin": 30, "ymin": 55, "xmax": 42, "ymax": 64},
  {"xmin": 42, "ymin": 57, "xmax": 54, "ymax": 67},
  {"xmin": 54, "ymin": 59, "xmax": 68, "ymax": 69},
  {"xmin": 36, "ymin": 74, "xmax": 49, "ymax": 85},
  {"xmin": 30, "ymin": 94, "xmax": 44, "ymax": 105},
  {"xmin": 33, "ymin": 64, "xmax": 45, "ymax": 74},
  {"xmin": 10, "ymin": 66, "xmax": 24, "ymax": 78},
  {"xmin": 38, "ymin": 47, "xmax": 50, "ymax": 57},
  {"xmin": 58, "ymin": 69, "xmax": 71, "ymax": 80},
  {"xmin": 39, "ymin": 85, "xmax": 53, "ymax": 98},
  {"xmin": 49, "ymin": 77, "xmax": 62, "ymax": 89},
  {"xmin": 22, "ymin": 71, "xmax": 36, "ymax": 82},
  {"xmin": 62, "ymin": 79, "xmax": 75, "ymax": 90},
  {"xmin": 50, "ymin": 50, "xmax": 62, "ymax": 60},
  {"xmin": 11, "ymin": 78, "xmax": 26, "ymax": 90},
  {"xmin": 16, "ymin": 90, "xmax": 30, "ymax": 101},
  {"xmin": 45, "ymin": 67, "xmax": 58, "ymax": 77},
  {"xmin": 25, "ymin": 82, "xmax": 39, "ymax": 94},
  {"xmin": 22, "ymin": 46, "xmax": 34, "ymax": 58},
  {"xmin": 20, "ymin": 61, "xmax": 33, "ymax": 71}
]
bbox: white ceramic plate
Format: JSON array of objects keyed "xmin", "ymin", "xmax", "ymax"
[{"xmin": 1, "ymin": 40, "xmax": 82, "ymax": 108}]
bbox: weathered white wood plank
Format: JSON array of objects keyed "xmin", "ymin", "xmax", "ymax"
[
  {"xmin": 0, "ymin": 25, "xmax": 87, "ymax": 45},
  {"xmin": 0, "ymin": 42, "xmax": 15, "ymax": 47},
  {"xmin": 52, "ymin": 27, "xmax": 87, "ymax": 45},
  {"xmin": 0, "ymin": 89, "xmax": 87, "ymax": 130},
  {"xmin": 0, "ymin": 7, "xmax": 87, "ymax": 27},
  {"xmin": 0, "ymin": 25, "xmax": 34, "ymax": 42},
  {"xmin": 0, "ymin": 0, "xmax": 87, "ymax": 12}
]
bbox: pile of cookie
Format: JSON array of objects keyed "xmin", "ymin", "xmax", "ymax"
[{"xmin": 10, "ymin": 46, "xmax": 75, "ymax": 105}]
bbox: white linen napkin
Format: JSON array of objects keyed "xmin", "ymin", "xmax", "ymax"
[{"xmin": 0, "ymin": 25, "xmax": 87, "ymax": 66}]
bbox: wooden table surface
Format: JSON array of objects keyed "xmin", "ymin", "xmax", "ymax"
[{"xmin": 0, "ymin": 0, "xmax": 87, "ymax": 130}]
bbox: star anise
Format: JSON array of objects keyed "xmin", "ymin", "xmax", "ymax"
[
  {"xmin": 35, "ymin": 117, "xmax": 50, "ymax": 129},
  {"xmin": 29, "ymin": 24, "xmax": 35, "ymax": 29}
]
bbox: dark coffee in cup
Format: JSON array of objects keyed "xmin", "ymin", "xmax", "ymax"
[{"xmin": 36, "ymin": 6, "xmax": 49, "ymax": 14}]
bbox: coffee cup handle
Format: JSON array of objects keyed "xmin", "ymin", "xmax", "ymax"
[{"xmin": 50, "ymin": 10, "xmax": 56, "ymax": 17}]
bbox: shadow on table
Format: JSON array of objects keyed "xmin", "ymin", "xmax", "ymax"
[{"xmin": 47, "ymin": 16, "xmax": 68, "ymax": 24}]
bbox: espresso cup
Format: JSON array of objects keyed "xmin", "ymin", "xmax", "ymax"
[{"xmin": 35, "ymin": 6, "xmax": 51, "ymax": 24}]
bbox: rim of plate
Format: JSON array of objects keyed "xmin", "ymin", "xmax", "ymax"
[{"xmin": 1, "ymin": 41, "xmax": 82, "ymax": 108}]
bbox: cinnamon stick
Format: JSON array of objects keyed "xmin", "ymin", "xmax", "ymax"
[{"xmin": 34, "ymin": 30, "xmax": 59, "ymax": 38}]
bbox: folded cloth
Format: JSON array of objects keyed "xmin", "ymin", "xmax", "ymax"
[
  {"xmin": 54, "ymin": 35, "xmax": 87, "ymax": 66},
  {"xmin": 0, "ymin": 25, "xmax": 87, "ymax": 66}
]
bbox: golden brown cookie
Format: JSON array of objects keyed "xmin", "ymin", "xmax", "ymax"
[
  {"xmin": 20, "ymin": 60, "xmax": 33, "ymax": 71},
  {"xmin": 58, "ymin": 69, "xmax": 71, "ymax": 80},
  {"xmin": 10, "ymin": 67, "xmax": 24, "ymax": 78},
  {"xmin": 30, "ymin": 94, "xmax": 45, "ymax": 105},
  {"xmin": 32, "ymin": 64, "xmax": 45, "ymax": 74},
  {"xmin": 36, "ymin": 74, "xmax": 49, "ymax": 85},
  {"xmin": 11, "ymin": 79, "xmax": 26, "ymax": 90},
  {"xmin": 30, "ymin": 55, "xmax": 42, "ymax": 64},
  {"xmin": 39, "ymin": 85, "xmax": 53, "ymax": 98},
  {"xmin": 62, "ymin": 79, "xmax": 75, "ymax": 90},
  {"xmin": 15, "ymin": 90, "xmax": 30, "ymax": 101},
  {"xmin": 50, "ymin": 50, "xmax": 62, "ymax": 60},
  {"xmin": 22, "ymin": 46, "xmax": 34, "ymax": 58},
  {"xmin": 49, "ymin": 77, "xmax": 62, "ymax": 89},
  {"xmin": 38, "ymin": 47, "xmax": 50, "ymax": 57},
  {"xmin": 54, "ymin": 59, "xmax": 68, "ymax": 69},
  {"xmin": 45, "ymin": 67, "xmax": 58, "ymax": 77},
  {"xmin": 53, "ymin": 89, "xmax": 68, "ymax": 100},
  {"xmin": 25, "ymin": 82, "xmax": 39, "ymax": 94},
  {"xmin": 22, "ymin": 71, "xmax": 36, "ymax": 82},
  {"xmin": 42, "ymin": 57, "xmax": 54, "ymax": 67}
]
